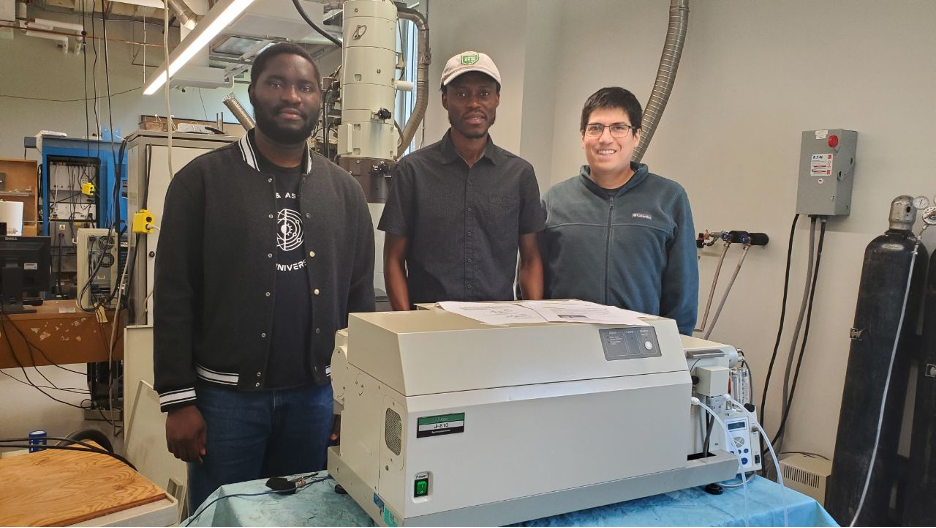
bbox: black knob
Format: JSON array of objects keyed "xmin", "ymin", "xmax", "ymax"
[{"xmin": 748, "ymin": 233, "xmax": 769, "ymax": 246}]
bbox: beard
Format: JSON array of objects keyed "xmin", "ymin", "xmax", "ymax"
[
  {"xmin": 254, "ymin": 104, "xmax": 320, "ymax": 145},
  {"xmin": 449, "ymin": 113, "xmax": 496, "ymax": 139}
]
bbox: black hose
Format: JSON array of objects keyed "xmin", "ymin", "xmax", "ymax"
[
  {"xmin": 702, "ymin": 415, "xmax": 714, "ymax": 455},
  {"xmin": 759, "ymin": 214, "xmax": 799, "ymax": 428},
  {"xmin": 0, "ymin": 436, "xmax": 134, "ymax": 470},
  {"xmin": 57, "ymin": 428, "xmax": 114, "ymax": 453},
  {"xmin": 773, "ymin": 218, "xmax": 827, "ymax": 444},
  {"xmin": 292, "ymin": 0, "xmax": 341, "ymax": 47}
]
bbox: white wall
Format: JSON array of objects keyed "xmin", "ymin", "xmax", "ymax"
[
  {"xmin": 423, "ymin": 0, "xmax": 936, "ymax": 458},
  {"xmin": 517, "ymin": 1, "xmax": 564, "ymax": 191}
]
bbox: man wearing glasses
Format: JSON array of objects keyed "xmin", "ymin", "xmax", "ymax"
[{"xmin": 540, "ymin": 87, "xmax": 698, "ymax": 335}]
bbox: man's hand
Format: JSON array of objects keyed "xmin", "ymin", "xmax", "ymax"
[
  {"xmin": 383, "ymin": 233, "xmax": 412, "ymax": 311},
  {"xmin": 330, "ymin": 415, "xmax": 341, "ymax": 444},
  {"xmin": 166, "ymin": 405, "xmax": 207, "ymax": 463}
]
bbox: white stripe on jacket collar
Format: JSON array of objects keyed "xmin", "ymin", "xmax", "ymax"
[{"xmin": 237, "ymin": 132, "xmax": 313, "ymax": 174}]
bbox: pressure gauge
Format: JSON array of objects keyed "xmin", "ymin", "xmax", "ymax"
[
  {"xmin": 923, "ymin": 206, "xmax": 936, "ymax": 226},
  {"xmin": 912, "ymin": 195, "xmax": 930, "ymax": 210}
]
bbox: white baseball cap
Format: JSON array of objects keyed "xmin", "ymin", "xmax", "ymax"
[{"xmin": 440, "ymin": 51, "xmax": 502, "ymax": 87}]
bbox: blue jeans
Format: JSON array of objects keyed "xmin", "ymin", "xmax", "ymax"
[{"xmin": 188, "ymin": 382, "xmax": 334, "ymax": 510}]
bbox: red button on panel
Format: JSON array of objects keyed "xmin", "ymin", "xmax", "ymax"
[{"xmin": 828, "ymin": 135, "xmax": 839, "ymax": 148}]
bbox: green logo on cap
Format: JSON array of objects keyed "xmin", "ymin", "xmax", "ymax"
[{"xmin": 461, "ymin": 53, "xmax": 480, "ymax": 65}]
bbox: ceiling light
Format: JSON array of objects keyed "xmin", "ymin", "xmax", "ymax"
[{"xmin": 143, "ymin": 0, "xmax": 255, "ymax": 95}]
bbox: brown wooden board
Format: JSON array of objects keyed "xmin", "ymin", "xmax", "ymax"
[
  {"xmin": 0, "ymin": 300, "xmax": 125, "ymax": 369},
  {"xmin": 0, "ymin": 158, "xmax": 39, "ymax": 234},
  {"xmin": 0, "ymin": 443, "xmax": 166, "ymax": 526}
]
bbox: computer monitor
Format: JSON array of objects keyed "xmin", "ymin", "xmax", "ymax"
[{"xmin": 0, "ymin": 236, "xmax": 51, "ymax": 314}]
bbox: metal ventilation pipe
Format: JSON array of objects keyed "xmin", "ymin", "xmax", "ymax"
[
  {"xmin": 396, "ymin": 6, "xmax": 429, "ymax": 158},
  {"xmin": 167, "ymin": 0, "xmax": 200, "ymax": 30},
  {"xmin": 222, "ymin": 93, "xmax": 255, "ymax": 130},
  {"xmin": 632, "ymin": 0, "xmax": 689, "ymax": 163}
]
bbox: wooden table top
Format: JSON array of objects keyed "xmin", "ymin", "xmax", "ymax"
[{"xmin": 0, "ymin": 443, "xmax": 166, "ymax": 526}]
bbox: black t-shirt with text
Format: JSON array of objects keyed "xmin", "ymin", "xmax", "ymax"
[{"xmin": 256, "ymin": 152, "xmax": 315, "ymax": 389}]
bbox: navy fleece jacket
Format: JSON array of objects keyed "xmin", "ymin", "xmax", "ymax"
[{"xmin": 540, "ymin": 163, "xmax": 698, "ymax": 334}]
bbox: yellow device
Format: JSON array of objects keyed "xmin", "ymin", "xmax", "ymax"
[
  {"xmin": 81, "ymin": 182, "xmax": 95, "ymax": 196},
  {"xmin": 133, "ymin": 210, "xmax": 155, "ymax": 233}
]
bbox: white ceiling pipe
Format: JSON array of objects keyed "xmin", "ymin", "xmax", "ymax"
[{"xmin": 30, "ymin": 16, "xmax": 83, "ymax": 33}]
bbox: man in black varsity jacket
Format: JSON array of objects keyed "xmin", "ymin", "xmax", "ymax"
[{"xmin": 153, "ymin": 42, "xmax": 374, "ymax": 509}]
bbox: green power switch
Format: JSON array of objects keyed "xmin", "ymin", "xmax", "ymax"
[{"xmin": 414, "ymin": 477, "xmax": 429, "ymax": 497}]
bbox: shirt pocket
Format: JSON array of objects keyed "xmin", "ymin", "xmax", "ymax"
[
  {"xmin": 487, "ymin": 195, "xmax": 520, "ymax": 222},
  {"xmin": 478, "ymin": 195, "xmax": 520, "ymax": 244}
]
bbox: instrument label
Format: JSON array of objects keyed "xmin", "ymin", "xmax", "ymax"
[{"xmin": 417, "ymin": 413, "xmax": 465, "ymax": 438}]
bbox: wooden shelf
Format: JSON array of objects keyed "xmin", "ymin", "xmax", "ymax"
[{"xmin": 0, "ymin": 158, "xmax": 39, "ymax": 236}]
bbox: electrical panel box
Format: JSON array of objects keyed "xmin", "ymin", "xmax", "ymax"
[
  {"xmin": 76, "ymin": 228, "xmax": 118, "ymax": 310},
  {"xmin": 47, "ymin": 158, "xmax": 99, "ymax": 222},
  {"xmin": 780, "ymin": 453, "xmax": 831, "ymax": 505},
  {"xmin": 796, "ymin": 129, "xmax": 857, "ymax": 216}
]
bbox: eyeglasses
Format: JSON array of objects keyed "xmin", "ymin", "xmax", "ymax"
[{"xmin": 584, "ymin": 123, "xmax": 637, "ymax": 138}]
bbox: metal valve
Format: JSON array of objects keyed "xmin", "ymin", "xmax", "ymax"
[{"xmin": 922, "ymin": 206, "xmax": 936, "ymax": 226}]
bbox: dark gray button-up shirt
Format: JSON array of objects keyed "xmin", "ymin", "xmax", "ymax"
[{"xmin": 378, "ymin": 130, "xmax": 545, "ymax": 304}]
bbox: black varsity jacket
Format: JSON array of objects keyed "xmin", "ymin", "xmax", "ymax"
[{"xmin": 153, "ymin": 130, "xmax": 375, "ymax": 412}]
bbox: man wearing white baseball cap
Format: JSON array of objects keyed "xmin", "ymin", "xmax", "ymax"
[{"xmin": 379, "ymin": 51, "xmax": 545, "ymax": 309}]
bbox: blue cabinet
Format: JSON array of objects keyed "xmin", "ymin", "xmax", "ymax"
[{"xmin": 38, "ymin": 135, "xmax": 128, "ymax": 234}]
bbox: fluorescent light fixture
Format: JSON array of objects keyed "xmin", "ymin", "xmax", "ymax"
[
  {"xmin": 110, "ymin": 0, "xmax": 165, "ymax": 9},
  {"xmin": 143, "ymin": 0, "xmax": 255, "ymax": 95}
]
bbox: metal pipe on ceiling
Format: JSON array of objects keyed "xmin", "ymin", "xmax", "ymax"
[
  {"xmin": 0, "ymin": 22, "xmax": 166, "ymax": 46},
  {"xmin": 632, "ymin": 0, "xmax": 689, "ymax": 163},
  {"xmin": 396, "ymin": 6, "xmax": 429, "ymax": 158}
]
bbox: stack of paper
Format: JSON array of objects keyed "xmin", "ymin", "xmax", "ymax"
[{"xmin": 437, "ymin": 300, "xmax": 650, "ymax": 327}]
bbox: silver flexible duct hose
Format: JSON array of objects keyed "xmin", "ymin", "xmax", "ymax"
[
  {"xmin": 223, "ymin": 93, "xmax": 255, "ymax": 130},
  {"xmin": 167, "ymin": 0, "xmax": 200, "ymax": 29},
  {"xmin": 632, "ymin": 0, "xmax": 689, "ymax": 163},
  {"xmin": 396, "ymin": 7, "xmax": 430, "ymax": 158}
]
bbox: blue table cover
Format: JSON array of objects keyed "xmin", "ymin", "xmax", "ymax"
[{"xmin": 185, "ymin": 473, "xmax": 837, "ymax": 527}]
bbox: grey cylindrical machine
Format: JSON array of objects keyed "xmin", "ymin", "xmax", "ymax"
[
  {"xmin": 222, "ymin": 93, "xmax": 255, "ymax": 130},
  {"xmin": 903, "ymin": 241, "xmax": 936, "ymax": 526},
  {"xmin": 826, "ymin": 196, "xmax": 928, "ymax": 526}
]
